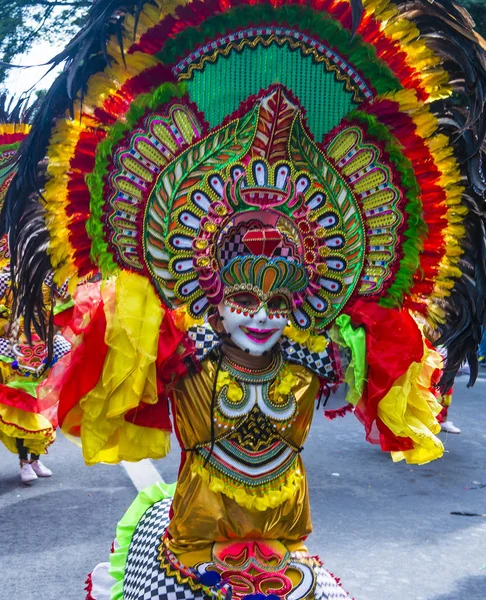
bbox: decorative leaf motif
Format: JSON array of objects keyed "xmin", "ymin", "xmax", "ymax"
[
  {"xmin": 290, "ymin": 114, "xmax": 328, "ymax": 182},
  {"xmin": 156, "ymin": 103, "xmax": 259, "ymax": 219},
  {"xmin": 145, "ymin": 105, "xmax": 260, "ymax": 305},
  {"xmin": 322, "ymin": 123, "xmax": 406, "ymax": 297},
  {"xmin": 290, "ymin": 116, "xmax": 363, "ymax": 271},
  {"xmin": 289, "ymin": 114, "xmax": 365, "ymax": 328},
  {"xmin": 251, "ymin": 87, "xmax": 298, "ymax": 162}
]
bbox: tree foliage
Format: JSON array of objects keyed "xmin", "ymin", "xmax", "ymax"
[
  {"xmin": 0, "ymin": 0, "xmax": 91, "ymax": 85},
  {"xmin": 461, "ymin": 0, "xmax": 486, "ymax": 38}
]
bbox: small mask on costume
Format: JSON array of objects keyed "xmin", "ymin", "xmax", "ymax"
[{"xmin": 218, "ymin": 291, "xmax": 289, "ymax": 355}]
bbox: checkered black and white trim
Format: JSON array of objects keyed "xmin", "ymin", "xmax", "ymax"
[
  {"xmin": 42, "ymin": 272, "xmax": 70, "ymax": 299},
  {"xmin": 218, "ymin": 232, "xmax": 247, "ymax": 265},
  {"xmin": 0, "ymin": 336, "xmax": 10, "ymax": 357},
  {"xmin": 218, "ymin": 237, "xmax": 294, "ymax": 265},
  {"xmin": 272, "ymin": 245, "xmax": 292, "ymax": 259},
  {"xmin": 124, "ymin": 499, "xmax": 206, "ymax": 600},
  {"xmin": 122, "ymin": 497, "xmax": 350, "ymax": 600},
  {"xmin": 187, "ymin": 326, "xmax": 221, "ymax": 362},
  {"xmin": 53, "ymin": 333, "xmax": 71, "ymax": 361},
  {"xmin": 315, "ymin": 565, "xmax": 351, "ymax": 599},
  {"xmin": 187, "ymin": 325, "xmax": 338, "ymax": 382},
  {"xmin": 0, "ymin": 271, "xmax": 10, "ymax": 300},
  {"xmin": 279, "ymin": 336, "xmax": 337, "ymax": 381}
]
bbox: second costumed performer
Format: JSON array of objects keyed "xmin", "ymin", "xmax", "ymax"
[
  {"xmin": 0, "ymin": 100, "xmax": 72, "ymax": 483},
  {"xmin": 3, "ymin": 0, "xmax": 486, "ymax": 598}
]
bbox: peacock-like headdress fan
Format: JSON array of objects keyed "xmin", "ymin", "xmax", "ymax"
[{"xmin": 3, "ymin": 0, "xmax": 486, "ymax": 389}]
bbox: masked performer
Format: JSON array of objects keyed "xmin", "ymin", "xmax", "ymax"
[
  {"xmin": 3, "ymin": 0, "xmax": 486, "ymax": 597},
  {"xmin": 0, "ymin": 98, "xmax": 72, "ymax": 483}
]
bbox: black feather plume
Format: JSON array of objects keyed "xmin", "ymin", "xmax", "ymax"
[
  {"xmin": 1, "ymin": 1, "xmax": 151, "ymax": 339},
  {"xmin": 393, "ymin": 1, "xmax": 486, "ymax": 389}
]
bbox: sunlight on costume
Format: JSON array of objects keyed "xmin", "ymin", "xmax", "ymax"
[{"xmin": 3, "ymin": 0, "xmax": 486, "ymax": 598}]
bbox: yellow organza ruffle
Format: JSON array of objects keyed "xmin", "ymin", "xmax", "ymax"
[
  {"xmin": 0, "ymin": 405, "xmax": 55, "ymax": 455},
  {"xmin": 377, "ymin": 342, "xmax": 444, "ymax": 465},
  {"xmin": 190, "ymin": 460, "xmax": 303, "ymax": 512},
  {"xmin": 172, "ymin": 305, "xmax": 204, "ymax": 331},
  {"xmin": 80, "ymin": 421, "xmax": 170, "ymax": 465},
  {"xmin": 0, "ymin": 361, "xmax": 14, "ymax": 384},
  {"xmin": 66, "ymin": 271, "xmax": 168, "ymax": 465},
  {"xmin": 440, "ymin": 393, "xmax": 452, "ymax": 409}
]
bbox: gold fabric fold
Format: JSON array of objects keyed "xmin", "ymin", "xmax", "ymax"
[{"xmin": 168, "ymin": 360, "xmax": 319, "ymax": 554}]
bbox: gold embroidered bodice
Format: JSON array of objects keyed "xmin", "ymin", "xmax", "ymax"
[{"xmin": 168, "ymin": 357, "xmax": 319, "ymax": 554}]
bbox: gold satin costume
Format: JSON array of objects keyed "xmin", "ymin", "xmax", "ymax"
[{"xmin": 168, "ymin": 357, "xmax": 320, "ymax": 560}]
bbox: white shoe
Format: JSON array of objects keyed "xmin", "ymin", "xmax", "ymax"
[
  {"xmin": 441, "ymin": 420, "xmax": 461, "ymax": 434},
  {"xmin": 20, "ymin": 462, "xmax": 38, "ymax": 483},
  {"xmin": 457, "ymin": 363, "xmax": 470, "ymax": 375},
  {"xmin": 31, "ymin": 460, "xmax": 52, "ymax": 477}
]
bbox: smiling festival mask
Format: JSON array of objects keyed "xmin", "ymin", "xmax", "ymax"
[
  {"xmin": 218, "ymin": 290, "xmax": 290, "ymax": 355},
  {"xmin": 216, "ymin": 225, "xmax": 309, "ymax": 355}
]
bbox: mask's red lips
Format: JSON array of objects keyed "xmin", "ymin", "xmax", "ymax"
[{"xmin": 240, "ymin": 326, "xmax": 278, "ymax": 343}]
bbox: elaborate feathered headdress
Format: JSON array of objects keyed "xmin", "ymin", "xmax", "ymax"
[
  {"xmin": 0, "ymin": 95, "xmax": 69, "ymax": 382},
  {"xmin": 0, "ymin": 95, "xmax": 31, "ymax": 208},
  {"xmin": 2, "ymin": 0, "xmax": 486, "ymax": 391},
  {"xmin": 0, "ymin": 95, "xmax": 33, "ymax": 262}
]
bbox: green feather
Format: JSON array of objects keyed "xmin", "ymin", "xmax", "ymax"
[
  {"xmin": 85, "ymin": 83, "xmax": 186, "ymax": 276},
  {"xmin": 157, "ymin": 4, "xmax": 401, "ymax": 96}
]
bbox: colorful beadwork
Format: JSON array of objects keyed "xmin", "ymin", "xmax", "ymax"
[
  {"xmin": 104, "ymin": 101, "xmax": 203, "ymax": 270},
  {"xmin": 324, "ymin": 123, "xmax": 404, "ymax": 295},
  {"xmin": 143, "ymin": 87, "xmax": 365, "ymax": 330},
  {"xmin": 31, "ymin": 0, "xmax": 470, "ymax": 333},
  {"xmin": 189, "ymin": 354, "xmax": 302, "ymax": 501},
  {"xmin": 197, "ymin": 540, "xmax": 319, "ymax": 600}
]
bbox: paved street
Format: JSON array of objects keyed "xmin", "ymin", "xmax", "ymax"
[{"xmin": 1, "ymin": 376, "xmax": 485, "ymax": 600}]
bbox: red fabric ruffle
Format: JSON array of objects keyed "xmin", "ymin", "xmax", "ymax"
[
  {"xmin": 156, "ymin": 310, "xmax": 194, "ymax": 392},
  {"xmin": 58, "ymin": 300, "xmax": 107, "ymax": 426},
  {"xmin": 0, "ymin": 383, "xmax": 58, "ymax": 431},
  {"xmin": 124, "ymin": 398, "xmax": 172, "ymax": 432},
  {"xmin": 346, "ymin": 299, "xmax": 424, "ymax": 452},
  {"xmin": 0, "ymin": 384, "xmax": 40, "ymax": 412},
  {"xmin": 53, "ymin": 306, "xmax": 74, "ymax": 328},
  {"xmin": 0, "ymin": 382, "xmax": 58, "ymax": 428},
  {"xmin": 39, "ymin": 283, "xmax": 108, "ymax": 428},
  {"xmin": 436, "ymin": 405, "xmax": 448, "ymax": 424},
  {"xmin": 324, "ymin": 402, "xmax": 354, "ymax": 421}
]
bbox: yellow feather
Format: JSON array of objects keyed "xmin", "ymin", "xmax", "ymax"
[
  {"xmin": 364, "ymin": 0, "xmax": 451, "ymax": 101},
  {"xmin": 0, "ymin": 123, "xmax": 31, "ymax": 135}
]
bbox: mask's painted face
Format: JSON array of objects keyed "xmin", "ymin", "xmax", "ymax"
[{"xmin": 218, "ymin": 291, "xmax": 289, "ymax": 355}]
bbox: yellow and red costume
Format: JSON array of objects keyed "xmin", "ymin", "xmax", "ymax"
[
  {"xmin": 0, "ymin": 117, "xmax": 71, "ymax": 457},
  {"xmin": 3, "ymin": 1, "xmax": 486, "ymax": 598}
]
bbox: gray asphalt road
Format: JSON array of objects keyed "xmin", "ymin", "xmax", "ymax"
[{"xmin": 1, "ymin": 376, "xmax": 485, "ymax": 600}]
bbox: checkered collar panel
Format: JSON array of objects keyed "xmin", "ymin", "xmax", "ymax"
[{"xmin": 186, "ymin": 325, "xmax": 337, "ymax": 381}]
